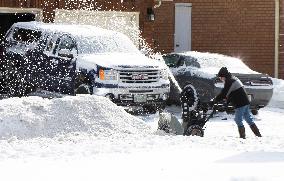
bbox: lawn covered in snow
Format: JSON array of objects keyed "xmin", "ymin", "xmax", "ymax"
[{"xmin": 0, "ymin": 79, "xmax": 284, "ymax": 181}]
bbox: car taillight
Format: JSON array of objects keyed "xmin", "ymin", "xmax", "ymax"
[
  {"xmin": 251, "ymin": 77, "xmax": 273, "ymax": 86},
  {"xmin": 260, "ymin": 77, "xmax": 273, "ymax": 85}
]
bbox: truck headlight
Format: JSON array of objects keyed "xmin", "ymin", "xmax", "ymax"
[
  {"xmin": 99, "ymin": 69, "xmax": 118, "ymax": 80},
  {"xmin": 160, "ymin": 69, "xmax": 168, "ymax": 80}
]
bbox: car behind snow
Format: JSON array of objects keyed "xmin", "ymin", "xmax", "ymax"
[
  {"xmin": 0, "ymin": 21, "xmax": 170, "ymax": 112},
  {"xmin": 163, "ymin": 51, "xmax": 273, "ymax": 115}
]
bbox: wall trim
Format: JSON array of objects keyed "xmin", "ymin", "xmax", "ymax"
[{"xmin": 0, "ymin": 7, "xmax": 42, "ymax": 21}]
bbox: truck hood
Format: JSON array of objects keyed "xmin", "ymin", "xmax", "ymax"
[{"xmin": 77, "ymin": 53, "xmax": 167, "ymax": 70}]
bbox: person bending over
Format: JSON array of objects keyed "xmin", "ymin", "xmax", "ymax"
[{"xmin": 214, "ymin": 67, "xmax": 262, "ymax": 139}]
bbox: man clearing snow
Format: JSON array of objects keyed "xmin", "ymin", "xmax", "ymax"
[
  {"xmin": 214, "ymin": 67, "xmax": 262, "ymax": 139},
  {"xmin": 158, "ymin": 66, "xmax": 263, "ymax": 138}
]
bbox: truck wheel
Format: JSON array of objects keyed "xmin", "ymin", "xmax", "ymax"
[
  {"xmin": 6, "ymin": 73, "xmax": 27, "ymax": 97},
  {"xmin": 75, "ymin": 84, "xmax": 90, "ymax": 94},
  {"xmin": 184, "ymin": 125, "xmax": 204, "ymax": 137},
  {"xmin": 143, "ymin": 105, "xmax": 157, "ymax": 114},
  {"xmin": 251, "ymin": 109, "xmax": 258, "ymax": 115}
]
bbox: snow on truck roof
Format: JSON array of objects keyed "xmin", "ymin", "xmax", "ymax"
[{"xmin": 12, "ymin": 21, "xmax": 121, "ymax": 38}]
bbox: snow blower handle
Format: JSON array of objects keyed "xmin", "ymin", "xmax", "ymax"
[
  {"xmin": 209, "ymin": 98, "xmax": 217, "ymax": 107},
  {"xmin": 204, "ymin": 100, "xmax": 218, "ymax": 123}
]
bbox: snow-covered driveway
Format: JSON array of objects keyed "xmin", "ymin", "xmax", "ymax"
[{"xmin": 0, "ymin": 79, "xmax": 284, "ymax": 181}]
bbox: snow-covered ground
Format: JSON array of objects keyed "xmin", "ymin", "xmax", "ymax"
[{"xmin": 0, "ymin": 78, "xmax": 284, "ymax": 181}]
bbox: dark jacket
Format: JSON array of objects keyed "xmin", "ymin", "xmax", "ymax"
[{"xmin": 215, "ymin": 75, "xmax": 250, "ymax": 109}]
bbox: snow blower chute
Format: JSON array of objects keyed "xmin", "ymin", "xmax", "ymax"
[{"xmin": 158, "ymin": 85, "xmax": 216, "ymax": 137}]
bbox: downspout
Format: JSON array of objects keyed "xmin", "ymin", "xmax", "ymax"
[
  {"xmin": 154, "ymin": 0, "xmax": 162, "ymax": 8},
  {"xmin": 275, "ymin": 0, "xmax": 280, "ymax": 78}
]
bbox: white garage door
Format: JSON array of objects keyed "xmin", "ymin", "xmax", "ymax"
[{"xmin": 54, "ymin": 9, "xmax": 140, "ymax": 46}]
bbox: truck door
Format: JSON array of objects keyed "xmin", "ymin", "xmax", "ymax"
[{"xmin": 43, "ymin": 34, "xmax": 77, "ymax": 95}]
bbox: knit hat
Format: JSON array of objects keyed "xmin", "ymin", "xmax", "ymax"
[{"xmin": 217, "ymin": 67, "xmax": 230, "ymax": 77}]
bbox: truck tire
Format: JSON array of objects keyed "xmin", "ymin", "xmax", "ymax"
[
  {"xmin": 143, "ymin": 105, "xmax": 158, "ymax": 114},
  {"xmin": 143, "ymin": 103, "xmax": 165, "ymax": 114},
  {"xmin": 6, "ymin": 72, "xmax": 28, "ymax": 97},
  {"xmin": 75, "ymin": 84, "xmax": 90, "ymax": 94}
]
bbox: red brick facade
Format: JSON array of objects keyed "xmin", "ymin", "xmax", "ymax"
[
  {"xmin": 280, "ymin": 0, "xmax": 284, "ymax": 79},
  {"xmin": 154, "ymin": 0, "xmax": 283, "ymax": 78}
]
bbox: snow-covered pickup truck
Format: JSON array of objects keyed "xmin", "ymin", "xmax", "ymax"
[{"xmin": 0, "ymin": 22, "xmax": 170, "ymax": 112}]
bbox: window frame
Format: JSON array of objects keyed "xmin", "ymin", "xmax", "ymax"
[
  {"xmin": 53, "ymin": 34, "xmax": 78, "ymax": 57},
  {"xmin": 11, "ymin": 27, "xmax": 42, "ymax": 44}
]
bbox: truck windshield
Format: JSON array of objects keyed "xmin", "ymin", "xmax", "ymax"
[{"xmin": 78, "ymin": 34, "xmax": 140, "ymax": 54}]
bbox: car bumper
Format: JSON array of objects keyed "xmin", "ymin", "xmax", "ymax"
[
  {"xmin": 214, "ymin": 86, "xmax": 273, "ymax": 109},
  {"xmin": 246, "ymin": 88, "xmax": 273, "ymax": 108},
  {"xmin": 92, "ymin": 84, "xmax": 170, "ymax": 107}
]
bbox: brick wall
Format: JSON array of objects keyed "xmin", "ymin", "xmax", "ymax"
[
  {"xmin": 280, "ymin": 0, "xmax": 284, "ymax": 79},
  {"xmin": 153, "ymin": 2, "xmax": 174, "ymax": 53},
  {"xmin": 154, "ymin": 0, "xmax": 278, "ymax": 78}
]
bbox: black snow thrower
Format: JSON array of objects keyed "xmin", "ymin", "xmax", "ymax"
[{"xmin": 158, "ymin": 85, "xmax": 216, "ymax": 137}]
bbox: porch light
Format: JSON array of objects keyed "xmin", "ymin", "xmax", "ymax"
[{"xmin": 147, "ymin": 7, "xmax": 155, "ymax": 21}]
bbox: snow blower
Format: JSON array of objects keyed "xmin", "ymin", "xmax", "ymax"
[{"xmin": 158, "ymin": 85, "xmax": 216, "ymax": 137}]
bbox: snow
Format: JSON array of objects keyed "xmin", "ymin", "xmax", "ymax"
[
  {"xmin": 268, "ymin": 78, "xmax": 284, "ymax": 109},
  {"xmin": 0, "ymin": 79, "xmax": 284, "ymax": 181},
  {"xmin": 181, "ymin": 51, "xmax": 258, "ymax": 74},
  {"xmin": 0, "ymin": 95, "xmax": 151, "ymax": 139},
  {"xmin": 13, "ymin": 21, "xmax": 119, "ymax": 38}
]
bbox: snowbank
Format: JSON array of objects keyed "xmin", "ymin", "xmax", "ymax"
[
  {"xmin": 268, "ymin": 78, "xmax": 284, "ymax": 109},
  {"xmin": 0, "ymin": 95, "xmax": 151, "ymax": 139}
]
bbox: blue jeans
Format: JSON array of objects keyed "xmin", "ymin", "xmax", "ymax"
[{"xmin": 234, "ymin": 105, "xmax": 255, "ymax": 127}]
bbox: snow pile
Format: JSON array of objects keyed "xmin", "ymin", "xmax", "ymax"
[
  {"xmin": 0, "ymin": 95, "xmax": 151, "ymax": 139},
  {"xmin": 268, "ymin": 78, "xmax": 284, "ymax": 109}
]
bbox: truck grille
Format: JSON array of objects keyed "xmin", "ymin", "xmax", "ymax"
[{"xmin": 119, "ymin": 69, "xmax": 160, "ymax": 83}]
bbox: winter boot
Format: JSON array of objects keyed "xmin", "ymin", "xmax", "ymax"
[
  {"xmin": 238, "ymin": 126, "xmax": 246, "ymax": 139},
  {"xmin": 250, "ymin": 123, "xmax": 262, "ymax": 137}
]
